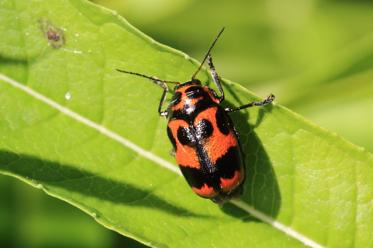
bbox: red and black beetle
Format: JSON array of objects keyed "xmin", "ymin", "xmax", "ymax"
[{"xmin": 117, "ymin": 28, "xmax": 274, "ymax": 203}]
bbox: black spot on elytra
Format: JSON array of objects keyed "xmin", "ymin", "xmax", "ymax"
[
  {"xmin": 195, "ymin": 119, "xmax": 213, "ymax": 140},
  {"xmin": 178, "ymin": 146, "xmax": 244, "ymax": 197},
  {"xmin": 215, "ymin": 146, "xmax": 243, "ymax": 179},
  {"xmin": 39, "ymin": 19, "xmax": 65, "ymax": 48},
  {"xmin": 215, "ymin": 107, "xmax": 231, "ymax": 135},
  {"xmin": 177, "ymin": 126, "xmax": 196, "ymax": 146},
  {"xmin": 179, "ymin": 166, "xmax": 215, "ymax": 190},
  {"xmin": 167, "ymin": 126, "xmax": 177, "ymax": 151}
]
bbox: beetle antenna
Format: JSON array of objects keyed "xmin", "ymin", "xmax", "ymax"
[
  {"xmin": 116, "ymin": 69, "xmax": 179, "ymax": 84},
  {"xmin": 191, "ymin": 27, "xmax": 225, "ymax": 79}
]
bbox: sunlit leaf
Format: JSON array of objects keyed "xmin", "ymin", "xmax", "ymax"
[{"xmin": 1, "ymin": 1, "xmax": 373, "ymax": 247}]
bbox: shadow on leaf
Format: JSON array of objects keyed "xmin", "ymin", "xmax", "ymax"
[
  {"xmin": 0, "ymin": 150, "xmax": 208, "ymax": 218},
  {"xmin": 220, "ymin": 82, "xmax": 281, "ymax": 221}
]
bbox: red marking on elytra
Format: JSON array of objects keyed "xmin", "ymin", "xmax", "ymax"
[
  {"xmin": 168, "ymin": 119, "xmax": 200, "ymax": 169},
  {"xmin": 220, "ymin": 170, "xmax": 243, "ymax": 192},
  {"xmin": 192, "ymin": 183, "xmax": 217, "ymax": 197},
  {"xmin": 194, "ymin": 107, "xmax": 237, "ymax": 164}
]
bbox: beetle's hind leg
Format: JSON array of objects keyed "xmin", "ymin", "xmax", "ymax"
[{"xmin": 225, "ymin": 94, "xmax": 275, "ymax": 113}]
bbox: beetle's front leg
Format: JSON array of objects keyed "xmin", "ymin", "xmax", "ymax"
[
  {"xmin": 207, "ymin": 54, "xmax": 224, "ymax": 103},
  {"xmin": 154, "ymin": 80, "xmax": 170, "ymax": 118}
]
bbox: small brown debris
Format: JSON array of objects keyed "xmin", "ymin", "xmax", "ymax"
[{"xmin": 39, "ymin": 18, "xmax": 65, "ymax": 48}]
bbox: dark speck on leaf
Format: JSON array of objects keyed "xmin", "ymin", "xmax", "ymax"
[{"xmin": 39, "ymin": 19, "xmax": 65, "ymax": 48}]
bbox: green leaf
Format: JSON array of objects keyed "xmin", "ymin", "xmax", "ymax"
[{"xmin": 1, "ymin": 0, "xmax": 373, "ymax": 248}]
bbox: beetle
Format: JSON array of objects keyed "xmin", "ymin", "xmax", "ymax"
[{"xmin": 117, "ymin": 28, "xmax": 274, "ymax": 203}]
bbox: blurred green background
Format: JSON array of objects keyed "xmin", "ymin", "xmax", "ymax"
[{"xmin": 1, "ymin": 0, "xmax": 372, "ymax": 247}]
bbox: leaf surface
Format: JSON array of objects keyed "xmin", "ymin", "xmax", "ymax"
[{"xmin": 0, "ymin": 1, "xmax": 373, "ymax": 247}]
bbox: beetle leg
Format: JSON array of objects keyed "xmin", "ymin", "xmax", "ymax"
[
  {"xmin": 149, "ymin": 78, "xmax": 169, "ymax": 118},
  {"xmin": 225, "ymin": 94, "xmax": 275, "ymax": 113},
  {"xmin": 207, "ymin": 54, "xmax": 224, "ymax": 102},
  {"xmin": 157, "ymin": 85, "xmax": 170, "ymax": 118}
]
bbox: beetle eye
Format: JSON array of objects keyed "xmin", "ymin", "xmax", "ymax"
[{"xmin": 171, "ymin": 92, "xmax": 182, "ymax": 105}]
